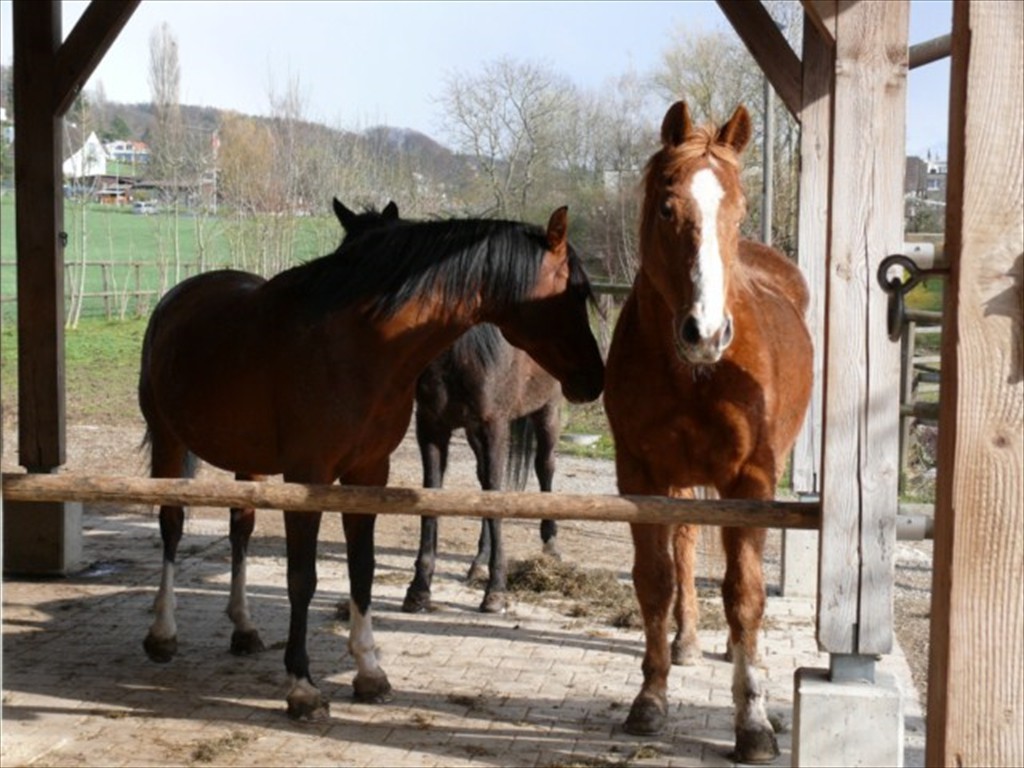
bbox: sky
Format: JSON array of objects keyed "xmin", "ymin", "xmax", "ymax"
[{"xmin": 0, "ymin": 0, "xmax": 952, "ymax": 158}]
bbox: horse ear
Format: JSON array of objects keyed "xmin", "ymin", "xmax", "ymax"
[
  {"xmin": 546, "ymin": 206, "xmax": 569, "ymax": 252},
  {"xmin": 333, "ymin": 197, "xmax": 356, "ymax": 231},
  {"xmin": 717, "ymin": 105, "xmax": 752, "ymax": 154},
  {"xmin": 382, "ymin": 201, "xmax": 399, "ymax": 220},
  {"xmin": 661, "ymin": 101, "xmax": 693, "ymax": 147}
]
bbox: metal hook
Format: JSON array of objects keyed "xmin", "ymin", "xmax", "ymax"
[{"xmin": 877, "ymin": 254, "xmax": 947, "ymax": 342}]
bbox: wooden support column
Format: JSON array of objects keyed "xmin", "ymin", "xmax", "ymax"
[
  {"xmin": 13, "ymin": 0, "xmax": 65, "ymax": 473},
  {"xmin": 782, "ymin": 13, "xmax": 833, "ymax": 598},
  {"xmin": 6, "ymin": 0, "xmax": 138, "ymax": 575},
  {"xmin": 5, "ymin": 0, "xmax": 81, "ymax": 576},
  {"xmin": 926, "ymin": 1, "xmax": 1024, "ymax": 764},
  {"xmin": 816, "ymin": 0, "xmax": 908, "ymax": 657}
]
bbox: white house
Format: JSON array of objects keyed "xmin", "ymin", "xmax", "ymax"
[{"xmin": 63, "ymin": 130, "xmax": 108, "ymax": 179}]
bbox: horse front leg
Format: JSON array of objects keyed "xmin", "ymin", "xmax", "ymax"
[
  {"xmin": 625, "ymin": 521, "xmax": 677, "ymax": 735},
  {"xmin": 720, "ymin": 466, "xmax": 778, "ymax": 763},
  {"xmin": 227, "ymin": 473, "xmax": 265, "ymax": 655},
  {"xmin": 342, "ymin": 511, "xmax": 392, "ymax": 703},
  {"xmin": 282, "ymin": 507, "xmax": 328, "ymax": 720}
]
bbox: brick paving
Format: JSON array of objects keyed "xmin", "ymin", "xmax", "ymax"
[
  {"xmin": 2, "ymin": 509, "xmax": 925, "ymax": 767},
  {"xmin": 3, "ymin": 428, "xmax": 926, "ymax": 766}
]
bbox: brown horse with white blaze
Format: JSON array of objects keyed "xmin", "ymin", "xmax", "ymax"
[{"xmin": 604, "ymin": 101, "xmax": 812, "ymax": 762}]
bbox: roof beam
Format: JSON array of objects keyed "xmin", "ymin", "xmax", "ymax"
[
  {"xmin": 54, "ymin": 0, "xmax": 139, "ymax": 116},
  {"xmin": 717, "ymin": 0, "xmax": 803, "ymax": 118}
]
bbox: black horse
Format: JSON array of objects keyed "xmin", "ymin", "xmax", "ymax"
[{"xmin": 334, "ymin": 199, "xmax": 566, "ymax": 614}]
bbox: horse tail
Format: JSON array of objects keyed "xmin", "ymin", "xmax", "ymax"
[
  {"xmin": 505, "ymin": 416, "xmax": 536, "ymax": 492},
  {"xmin": 139, "ymin": 427, "xmax": 199, "ymax": 480}
]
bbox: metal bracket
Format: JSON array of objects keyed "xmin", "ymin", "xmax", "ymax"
[{"xmin": 877, "ymin": 254, "xmax": 948, "ymax": 342}]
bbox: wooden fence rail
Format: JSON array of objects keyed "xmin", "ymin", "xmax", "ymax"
[{"xmin": 2, "ymin": 472, "xmax": 821, "ymax": 530}]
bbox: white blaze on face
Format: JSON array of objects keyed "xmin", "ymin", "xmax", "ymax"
[{"xmin": 688, "ymin": 167, "xmax": 727, "ymax": 340}]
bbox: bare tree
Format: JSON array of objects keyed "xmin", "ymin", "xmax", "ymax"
[
  {"xmin": 148, "ymin": 22, "xmax": 186, "ymax": 287},
  {"xmin": 438, "ymin": 57, "xmax": 574, "ymax": 218}
]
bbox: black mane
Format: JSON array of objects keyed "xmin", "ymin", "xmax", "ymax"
[{"xmin": 279, "ymin": 216, "xmax": 595, "ymax": 320}]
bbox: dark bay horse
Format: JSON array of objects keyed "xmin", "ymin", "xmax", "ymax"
[
  {"xmin": 404, "ymin": 321, "xmax": 563, "ymax": 614},
  {"xmin": 331, "ymin": 200, "xmax": 564, "ymax": 616},
  {"xmin": 603, "ymin": 101, "xmax": 812, "ymax": 763},
  {"xmin": 138, "ymin": 206, "xmax": 605, "ymax": 720}
]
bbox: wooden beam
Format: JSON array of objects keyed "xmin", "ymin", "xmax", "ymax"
[
  {"xmin": 800, "ymin": 0, "xmax": 837, "ymax": 46},
  {"xmin": 909, "ymin": 34, "xmax": 951, "ymax": 69},
  {"xmin": 791, "ymin": 14, "xmax": 834, "ymax": 495},
  {"xmin": 13, "ymin": 0, "xmax": 65, "ymax": 471},
  {"xmin": 0, "ymin": 473, "xmax": 822, "ymax": 530},
  {"xmin": 926, "ymin": 2, "xmax": 1024, "ymax": 765},
  {"xmin": 817, "ymin": 0, "xmax": 908, "ymax": 655},
  {"xmin": 717, "ymin": 0, "xmax": 803, "ymax": 118},
  {"xmin": 54, "ymin": 0, "xmax": 140, "ymax": 116}
]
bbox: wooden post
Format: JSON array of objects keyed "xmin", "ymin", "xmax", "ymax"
[
  {"xmin": 816, "ymin": 0, "xmax": 908, "ymax": 656},
  {"xmin": 6, "ymin": 0, "xmax": 138, "ymax": 575},
  {"xmin": 783, "ymin": 12, "xmax": 833, "ymax": 598},
  {"xmin": 926, "ymin": 2, "xmax": 1024, "ymax": 764},
  {"xmin": 7, "ymin": 0, "xmax": 80, "ymax": 575},
  {"xmin": 13, "ymin": 0, "xmax": 66, "ymax": 473}
]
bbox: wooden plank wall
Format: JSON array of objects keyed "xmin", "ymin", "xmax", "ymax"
[
  {"xmin": 926, "ymin": 1, "xmax": 1024, "ymax": 764},
  {"xmin": 816, "ymin": 0, "xmax": 908, "ymax": 654}
]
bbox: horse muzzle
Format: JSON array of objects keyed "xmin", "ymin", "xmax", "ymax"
[{"xmin": 673, "ymin": 313, "xmax": 733, "ymax": 365}]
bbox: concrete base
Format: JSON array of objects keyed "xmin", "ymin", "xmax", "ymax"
[
  {"xmin": 3, "ymin": 500, "xmax": 83, "ymax": 575},
  {"xmin": 792, "ymin": 667, "xmax": 904, "ymax": 767},
  {"xmin": 781, "ymin": 528, "xmax": 819, "ymax": 597}
]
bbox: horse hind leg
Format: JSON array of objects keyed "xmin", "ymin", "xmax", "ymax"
[
  {"xmin": 227, "ymin": 473, "xmax": 265, "ymax": 655},
  {"xmin": 721, "ymin": 524, "xmax": 778, "ymax": 763},
  {"xmin": 403, "ymin": 420, "xmax": 449, "ymax": 613},
  {"xmin": 531, "ymin": 403, "xmax": 561, "ymax": 560},
  {"xmin": 142, "ymin": 429, "xmax": 192, "ymax": 663},
  {"xmin": 671, "ymin": 520, "xmax": 702, "ymax": 666},
  {"xmin": 471, "ymin": 421, "xmax": 509, "ymax": 613}
]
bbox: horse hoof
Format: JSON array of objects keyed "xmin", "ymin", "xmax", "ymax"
[
  {"xmin": 401, "ymin": 590, "xmax": 432, "ymax": 614},
  {"xmin": 353, "ymin": 671, "xmax": 393, "ymax": 704},
  {"xmin": 286, "ymin": 680, "xmax": 330, "ymax": 722},
  {"xmin": 623, "ymin": 693, "xmax": 667, "ymax": 735},
  {"xmin": 230, "ymin": 629, "xmax": 265, "ymax": 656},
  {"xmin": 143, "ymin": 633, "xmax": 177, "ymax": 663},
  {"xmin": 466, "ymin": 563, "xmax": 488, "ymax": 583},
  {"xmin": 479, "ymin": 591, "xmax": 507, "ymax": 613},
  {"xmin": 542, "ymin": 540, "xmax": 562, "ymax": 560},
  {"xmin": 734, "ymin": 726, "xmax": 780, "ymax": 764},
  {"xmin": 671, "ymin": 637, "xmax": 702, "ymax": 666}
]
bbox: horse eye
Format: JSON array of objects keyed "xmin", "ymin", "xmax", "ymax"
[{"xmin": 659, "ymin": 199, "xmax": 673, "ymax": 220}]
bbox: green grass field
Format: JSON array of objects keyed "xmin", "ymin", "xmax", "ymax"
[{"xmin": 0, "ymin": 195, "xmax": 343, "ymax": 323}]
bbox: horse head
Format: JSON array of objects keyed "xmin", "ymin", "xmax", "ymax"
[
  {"xmin": 332, "ymin": 197, "xmax": 400, "ymax": 239},
  {"xmin": 641, "ymin": 101, "xmax": 752, "ymax": 365},
  {"xmin": 492, "ymin": 207, "xmax": 605, "ymax": 403}
]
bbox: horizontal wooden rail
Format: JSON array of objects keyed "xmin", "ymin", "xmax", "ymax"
[{"xmin": 1, "ymin": 473, "xmax": 820, "ymax": 530}]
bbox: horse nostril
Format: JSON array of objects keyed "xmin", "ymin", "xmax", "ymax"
[{"xmin": 681, "ymin": 316, "xmax": 702, "ymax": 345}]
